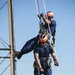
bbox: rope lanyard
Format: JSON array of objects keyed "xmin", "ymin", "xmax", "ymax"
[
  {"xmin": 34, "ymin": 0, "xmax": 44, "ymax": 32},
  {"xmin": 42, "ymin": 0, "xmax": 52, "ymax": 36},
  {"xmin": 34, "ymin": 0, "xmax": 41, "ymax": 22},
  {"xmin": 53, "ymin": 47, "xmax": 60, "ymax": 75}
]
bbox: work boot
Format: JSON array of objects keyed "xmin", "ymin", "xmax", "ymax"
[{"xmin": 15, "ymin": 51, "xmax": 23, "ymax": 59}]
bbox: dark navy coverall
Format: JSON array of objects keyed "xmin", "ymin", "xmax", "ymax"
[
  {"xmin": 34, "ymin": 44, "xmax": 54, "ymax": 75},
  {"xmin": 20, "ymin": 20, "xmax": 56, "ymax": 55}
]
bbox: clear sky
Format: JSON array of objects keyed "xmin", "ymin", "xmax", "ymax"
[{"xmin": 0, "ymin": 0, "xmax": 75, "ymax": 75}]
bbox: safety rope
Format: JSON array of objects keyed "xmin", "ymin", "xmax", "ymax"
[
  {"xmin": 42, "ymin": 1, "xmax": 54, "ymax": 69},
  {"xmin": 42, "ymin": 0, "xmax": 52, "ymax": 37},
  {"xmin": 42, "ymin": 0, "xmax": 47, "ymax": 14},
  {"xmin": 34, "ymin": 0, "xmax": 41, "ymax": 23},
  {"xmin": 34, "ymin": 0, "xmax": 44, "ymax": 34},
  {"xmin": 42, "ymin": 0, "xmax": 59, "ymax": 61},
  {"xmin": 53, "ymin": 47, "xmax": 60, "ymax": 75}
]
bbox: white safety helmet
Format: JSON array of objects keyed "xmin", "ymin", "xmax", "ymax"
[{"xmin": 46, "ymin": 11, "xmax": 54, "ymax": 18}]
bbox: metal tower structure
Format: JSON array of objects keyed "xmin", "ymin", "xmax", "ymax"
[
  {"xmin": 8, "ymin": 0, "xmax": 16, "ymax": 75},
  {"xmin": 0, "ymin": 0, "xmax": 16, "ymax": 75}
]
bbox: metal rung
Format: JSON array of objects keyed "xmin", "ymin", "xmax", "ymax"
[
  {"xmin": 0, "ymin": 48, "xmax": 10, "ymax": 50},
  {"xmin": 0, "ymin": 56, "xmax": 10, "ymax": 58}
]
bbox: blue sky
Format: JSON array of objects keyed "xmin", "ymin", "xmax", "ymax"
[{"xmin": 0, "ymin": 0, "xmax": 75, "ymax": 75}]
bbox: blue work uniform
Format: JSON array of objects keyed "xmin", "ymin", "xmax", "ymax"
[
  {"xmin": 20, "ymin": 20, "xmax": 56, "ymax": 55},
  {"xmin": 34, "ymin": 43, "xmax": 54, "ymax": 75},
  {"xmin": 20, "ymin": 35, "xmax": 39, "ymax": 54},
  {"xmin": 44, "ymin": 19, "xmax": 56, "ymax": 36}
]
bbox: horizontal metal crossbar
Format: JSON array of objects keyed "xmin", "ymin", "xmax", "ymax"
[
  {"xmin": 0, "ymin": 56, "xmax": 10, "ymax": 58},
  {"xmin": 0, "ymin": 48, "xmax": 10, "ymax": 50}
]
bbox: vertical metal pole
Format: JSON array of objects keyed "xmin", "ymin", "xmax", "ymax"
[{"xmin": 8, "ymin": 0, "xmax": 16, "ymax": 75}]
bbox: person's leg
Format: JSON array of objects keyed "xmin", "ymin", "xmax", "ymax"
[
  {"xmin": 34, "ymin": 67, "xmax": 40, "ymax": 75},
  {"xmin": 16, "ymin": 36, "xmax": 39, "ymax": 59},
  {"xmin": 21, "ymin": 37, "xmax": 36, "ymax": 54},
  {"xmin": 44, "ymin": 68, "xmax": 52, "ymax": 75}
]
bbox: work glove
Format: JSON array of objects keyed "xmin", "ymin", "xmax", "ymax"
[
  {"xmin": 54, "ymin": 61, "xmax": 59, "ymax": 66},
  {"xmin": 40, "ymin": 13, "xmax": 44, "ymax": 17},
  {"xmin": 39, "ymin": 67, "xmax": 44, "ymax": 74},
  {"xmin": 37, "ymin": 14, "xmax": 41, "ymax": 19},
  {"xmin": 37, "ymin": 13, "xmax": 44, "ymax": 19}
]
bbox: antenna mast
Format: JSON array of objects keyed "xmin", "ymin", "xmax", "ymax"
[{"xmin": 8, "ymin": 0, "xmax": 16, "ymax": 75}]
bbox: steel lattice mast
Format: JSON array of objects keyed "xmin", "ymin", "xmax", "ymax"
[{"xmin": 8, "ymin": 0, "xmax": 16, "ymax": 75}]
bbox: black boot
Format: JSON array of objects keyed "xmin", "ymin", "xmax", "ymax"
[{"xmin": 15, "ymin": 51, "xmax": 23, "ymax": 59}]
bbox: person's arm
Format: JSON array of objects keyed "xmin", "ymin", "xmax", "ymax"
[
  {"xmin": 40, "ymin": 13, "xmax": 51, "ymax": 25},
  {"xmin": 51, "ymin": 52, "xmax": 57, "ymax": 61},
  {"xmin": 51, "ymin": 36, "xmax": 56, "ymax": 47},
  {"xmin": 51, "ymin": 52, "xmax": 59, "ymax": 66},
  {"xmin": 34, "ymin": 53, "xmax": 44, "ymax": 72},
  {"xmin": 42, "ymin": 16, "xmax": 51, "ymax": 24}
]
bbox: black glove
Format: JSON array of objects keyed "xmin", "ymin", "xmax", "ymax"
[
  {"xmin": 40, "ymin": 13, "xmax": 44, "ymax": 17},
  {"xmin": 37, "ymin": 14, "xmax": 41, "ymax": 19},
  {"xmin": 54, "ymin": 61, "xmax": 59, "ymax": 66}
]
